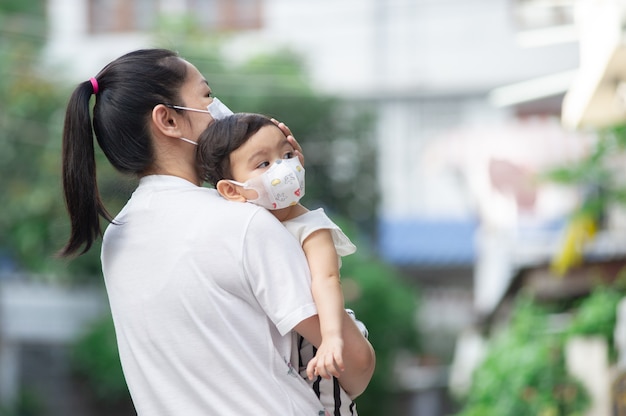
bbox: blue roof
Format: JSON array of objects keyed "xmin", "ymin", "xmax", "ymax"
[{"xmin": 378, "ymin": 218, "xmax": 478, "ymax": 266}]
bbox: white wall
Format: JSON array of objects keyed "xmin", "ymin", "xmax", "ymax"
[{"xmin": 258, "ymin": 0, "xmax": 579, "ymax": 96}]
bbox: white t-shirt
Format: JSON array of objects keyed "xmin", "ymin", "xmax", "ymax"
[{"xmin": 101, "ymin": 175, "xmax": 326, "ymax": 416}]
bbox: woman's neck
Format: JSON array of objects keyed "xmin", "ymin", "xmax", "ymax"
[
  {"xmin": 145, "ymin": 141, "xmax": 201, "ymax": 185},
  {"xmin": 143, "ymin": 163, "xmax": 201, "ymax": 186}
]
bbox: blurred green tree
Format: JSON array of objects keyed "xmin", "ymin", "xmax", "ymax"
[
  {"xmin": 457, "ymin": 295, "xmax": 590, "ymax": 416},
  {"xmin": 0, "ymin": 0, "xmax": 124, "ymax": 278},
  {"xmin": 543, "ymin": 125, "xmax": 626, "ymax": 276},
  {"xmin": 0, "ymin": 0, "xmax": 64, "ymax": 273},
  {"xmin": 457, "ymin": 280, "xmax": 626, "ymax": 416}
]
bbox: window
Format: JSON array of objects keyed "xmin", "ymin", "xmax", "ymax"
[
  {"xmin": 512, "ymin": 0, "xmax": 575, "ymax": 31},
  {"xmin": 88, "ymin": 0, "xmax": 157, "ymax": 33},
  {"xmin": 87, "ymin": 0, "xmax": 262, "ymax": 34},
  {"xmin": 186, "ymin": 0, "xmax": 262, "ymax": 31},
  {"xmin": 512, "ymin": 0, "xmax": 577, "ymax": 47}
]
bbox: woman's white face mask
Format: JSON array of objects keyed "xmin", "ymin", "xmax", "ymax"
[
  {"xmin": 228, "ymin": 157, "xmax": 305, "ymax": 210},
  {"xmin": 167, "ymin": 98, "xmax": 234, "ymax": 145}
]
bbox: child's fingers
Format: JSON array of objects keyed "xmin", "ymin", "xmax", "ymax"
[
  {"xmin": 321, "ymin": 355, "xmax": 341, "ymax": 379},
  {"xmin": 286, "ymin": 134, "xmax": 302, "ymax": 153},
  {"xmin": 271, "ymin": 118, "xmax": 294, "ymax": 139},
  {"xmin": 270, "ymin": 119, "xmax": 304, "ymax": 165},
  {"xmin": 316, "ymin": 361, "xmax": 332, "ymax": 379},
  {"xmin": 306, "ymin": 358, "xmax": 317, "ymax": 380},
  {"xmin": 293, "ymin": 147, "xmax": 305, "ymax": 166},
  {"xmin": 286, "ymin": 135, "xmax": 305, "ymax": 166},
  {"xmin": 333, "ymin": 352, "xmax": 345, "ymax": 372}
]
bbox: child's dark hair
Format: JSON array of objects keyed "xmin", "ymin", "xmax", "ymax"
[
  {"xmin": 197, "ymin": 113, "xmax": 276, "ymax": 186},
  {"xmin": 61, "ymin": 48, "xmax": 188, "ymax": 257}
]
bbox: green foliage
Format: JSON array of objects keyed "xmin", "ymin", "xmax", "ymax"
[
  {"xmin": 459, "ymin": 281, "xmax": 626, "ymax": 416},
  {"xmin": 0, "ymin": 0, "xmax": 44, "ymax": 15},
  {"xmin": 0, "ymin": 6, "xmax": 125, "ymax": 278},
  {"xmin": 542, "ymin": 124, "xmax": 626, "ymax": 274},
  {"xmin": 340, "ymin": 224, "xmax": 421, "ymax": 415},
  {"xmin": 0, "ymin": 389, "xmax": 44, "ymax": 416},
  {"xmin": 458, "ymin": 296, "xmax": 590, "ymax": 416},
  {"xmin": 0, "ymin": 7, "xmax": 75, "ymax": 275},
  {"xmin": 566, "ymin": 282, "xmax": 626, "ymax": 362},
  {"xmin": 542, "ymin": 124, "xmax": 626, "ymax": 220},
  {"xmin": 70, "ymin": 315, "xmax": 130, "ymax": 403}
]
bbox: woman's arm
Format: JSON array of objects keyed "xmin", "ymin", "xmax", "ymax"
[
  {"xmin": 301, "ymin": 228, "xmax": 346, "ymax": 380},
  {"xmin": 294, "ymin": 311, "xmax": 375, "ymax": 398}
]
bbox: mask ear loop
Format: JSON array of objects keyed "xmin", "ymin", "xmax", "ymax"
[
  {"xmin": 226, "ymin": 179, "xmax": 246, "ymax": 187},
  {"xmin": 179, "ymin": 137, "xmax": 198, "ymax": 146},
  {"xmin": 226, "ymin": 179, "xmax": 263, "ymax": 206}
]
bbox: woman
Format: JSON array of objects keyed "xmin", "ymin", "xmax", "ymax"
[{"xmin": 60, "ymin": 49, "xmax": 374, "ymax": 415}]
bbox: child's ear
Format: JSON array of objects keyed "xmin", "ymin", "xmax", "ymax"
[{"xmin": 216, "ymin": 180, "xmax": 247, "ymax": 202}]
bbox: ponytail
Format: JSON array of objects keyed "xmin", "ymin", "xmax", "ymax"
[
  {"xmin": 58, "ymin": 49, "xmax": 187, "ymax": 257},
  {"xmin": 59, "ymin": 80, "xmax": 113, "ymax": 257}
]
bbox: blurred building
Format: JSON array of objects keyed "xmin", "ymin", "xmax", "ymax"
[
  {"xmin": 26, "ymin": 0, "xmax": 623, "ymax": 414},
  {"xmin": 0, "ymin": 278, "xmax": 107, "ymax": 415}
]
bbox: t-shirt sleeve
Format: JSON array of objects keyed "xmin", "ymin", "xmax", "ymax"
[
  {"xmin": 283, "ymin": 208, "xmax": 357, "ymax": 257},
  {"xmin": 242, "ymin": 209, "xmax": 318, "ymax": 336}
]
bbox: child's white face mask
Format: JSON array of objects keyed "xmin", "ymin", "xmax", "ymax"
[{"xmin": 228, "ymin": 157, "xmax": 305, "ymax": 210}]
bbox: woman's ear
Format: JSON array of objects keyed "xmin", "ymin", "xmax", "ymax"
[
  {"xmin": 151, "ymin": 104, "xmax": 183, "ymax": 139},
  {"xmin": 216, "ymin": 180, "xmax": 247, "ymax": 202}
]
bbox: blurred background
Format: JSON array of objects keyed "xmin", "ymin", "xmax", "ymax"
[{"xmin": 2, "ymin": 0, "xmax": 626, "ymax": 415}]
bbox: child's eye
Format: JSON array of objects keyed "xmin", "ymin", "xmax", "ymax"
[
  {"xmin": 256, "ymin": 161, "xmax": 270, "ymax": 169},
  {"xmin": 207, "ymin": 91, "xmax": 214, "ymax": 97},
  {"xmin": 283, "ymin": 151, "xmax": 294, "ymax": 159}
]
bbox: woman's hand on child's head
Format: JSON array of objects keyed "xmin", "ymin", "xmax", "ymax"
[
  {"xmin": 306, "ymin": 338, "xmax": 345, "ymax": 380},
  {"xmin": 271, "ymin": 118, "xmax": 304, "ymax": 166}
]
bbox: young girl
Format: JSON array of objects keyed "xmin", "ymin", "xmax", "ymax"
[{"xmin": 197, "ymin": 113, "xmax": 368, "ymax": 415}]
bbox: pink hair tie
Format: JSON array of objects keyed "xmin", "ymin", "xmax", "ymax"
[{"xmin": 89, "ymin": 77, "xmax": 99, "ymax": 95}]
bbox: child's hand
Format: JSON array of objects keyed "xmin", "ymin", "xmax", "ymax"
[{"xmin": 306, "ymin": 337, "xmax": 345, "ymax": 380}]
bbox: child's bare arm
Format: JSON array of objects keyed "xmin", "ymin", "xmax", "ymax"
[{"xmin": 301, "ymin": 228, "xmax": 346, "ymax": 380}]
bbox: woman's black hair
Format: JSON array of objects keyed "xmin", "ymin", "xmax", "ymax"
[
  {"xmin": 60, "ymin": 48, "xmax": 188, "ymax": 257},
  {"xmin": 196, "ymin": 113, "xmax": 276, "ymax": 187}
]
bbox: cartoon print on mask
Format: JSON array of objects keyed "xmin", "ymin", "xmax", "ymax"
[
  {"xmin": 283, "ymin": 172, "xmax": 297, "ymax": 186},
  {"xmin": 275, "ymin": 192, "xmax": 288, "ymax": 203}
]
